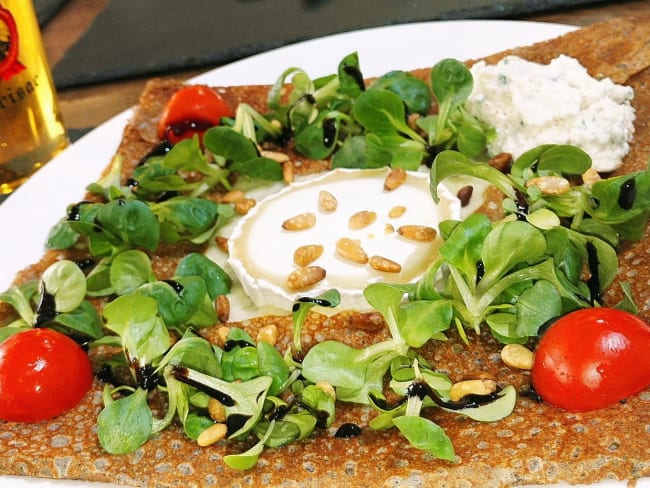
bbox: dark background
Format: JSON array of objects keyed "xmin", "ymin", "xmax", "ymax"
[{"xmin": 34, "ymin": 0, "xmax": 607, "ymax": 89}]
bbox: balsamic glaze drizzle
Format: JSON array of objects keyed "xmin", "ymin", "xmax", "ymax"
[
  {"xmin": 171, "ymin": 365, "xmax": 236, "ymax": 407},
  {"xmin": 618, "ymin": 177, "xmax": 636, "ymax": 210}
]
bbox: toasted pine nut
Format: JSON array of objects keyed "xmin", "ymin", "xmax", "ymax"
[
  {"xmin": 500, "ymin": 344, "xmax": 535, "ymax": 370},
  {"xmin": 349, "ymin": 210, "xmax": 377, "ymax": 230},
  {"xmin": 397, "ymin": 225, "xmax": 437, "ymax": 242},
  {"xmin": 384, "ymin": 168, "xmax": 407, "ymax": 191},
  {"xmin": 318, "ymin": 190, "xmax": 338, "ymax": 213},
  {"xmin": 582, "ymin": 168, "xmax": 601, "ymax": 188},
  {"xmin": 215, "ymin": 295, "xmax": 230, "ymax": 323},
  {"xmin": 316, "ymin": 381, "xmax": 336, "ymax": 400},
  {"xmin": 197, "ymin": 423, "xmax": 228, "ymax": 447},
  {"xmin": 234, "ymin": 198, "xmax": 257, "ymax": 215},
  {"xmin": 287, "ymin": 266, "xmax": 326, "ymax": 290},
  {"xmin": 488, "ymin": 152, "xmax": 513, "ymax": 173},
  {"xmin": 294, "ymin": 244, "xmax": 324, "ymax": 267},
  {"xmin": 220, "ymin": 190, "xmax": 246, "ymax": 204},
  {"xmin": 385, "ymin": 223, "xmax": 395, "ymax": 234},
  {"xmin": 336, "ymin": 238, "xmax": 369, "ymax": 264},
  {"xmin": 283, "ymin": 161, "xmax": 294, "ymax": 184},
  {"xmin": 216, "ymin": 326, "xmax": 231, "ymax": 347},
  {"xmin": 214, "ymin": 236, "xmax": 229, "ymax": 253},
  {"xmin": 368, "ymin": 255, "xmax": 402, "ymax": 273},
  {"xmin": 282, "ymin": 212, "xmax": 316, "ymax": 231},
  {"xmin": 525, "ymin": 176, "xmax": 571, "ymax": 195},
  {"xmin": 208, "ymin": 398, "xmax": 227, "ymax": 422},
  {"xmin": 260, "ymin": 150, "xmax": 290, "ymax": 163},
  {"xmin": 256, "ymin": 324, "xmax": 279, "ymax": 346},
  {"xmin": 388, "ymin": 205, "xmax": 407, "ymax": 218},
  {"xmin": 449, "ymin": 379, "xmax": 497, "ymax": 402}
]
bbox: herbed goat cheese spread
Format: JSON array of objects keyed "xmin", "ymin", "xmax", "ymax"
[
  {"xmin": 226, "ymin": 168, "xmax": 461, "ymax": 313},
  {"xmin": 466, "ymin": 55, "xmax": 635, "ymax": 172}
]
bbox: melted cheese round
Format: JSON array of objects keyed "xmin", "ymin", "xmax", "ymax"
[{"xmin": 227, "ymin": 168, "xmax": 461, "ymax": 312}]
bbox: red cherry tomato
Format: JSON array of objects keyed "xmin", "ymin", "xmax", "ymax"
[
  {"xmin": 157, "ymin": 85, "xmax": 233, "ymax": 144},
  {"xmin": 0, "ymin": 328, "xmax": 94, "ymax": 422},
  {"xmin": 532, "ymin": 308, "xmax": 650, "ymax": 412}
]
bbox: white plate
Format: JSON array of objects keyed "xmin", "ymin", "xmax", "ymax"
[{"xmin": 0, "ymin": 19, "xmax": 646, "ymax": 488}]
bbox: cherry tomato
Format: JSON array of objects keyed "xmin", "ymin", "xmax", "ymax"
[
  {"xmin": 0, "ymin": 328, "xmax": 94, "ymax": 422},
  {"xmin": 157, "ymin": 85, "xmax": 233, "ymax": 144},
  {"xmin": 532, "ymin": 308, "xmax": 650, "ymax": 412}
]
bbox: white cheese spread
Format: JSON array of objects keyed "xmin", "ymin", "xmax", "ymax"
[
  {"xmin": 466, "ymin": 55, "xmax": 635, "ymax": 172},
  {"xmin": 226, "ymin": 168, "xmax": 461, "ymax": 313}
]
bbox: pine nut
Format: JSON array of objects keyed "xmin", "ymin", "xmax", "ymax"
[
  {"xmin": 214, "ymin": 236, "xmax": 229, "ymax": 253},
  {"xmin": 384, "ymin": 168, "xmax": 407, "ymax": 191},
  {"xmin": 282, "ymin": 161, "xmax": 294, "ymax": 184},
  {"xmin": 234, "ymin": 198, "xmax": 257, "ymax": 215},
  {"xmin": 582, "ymin": 168, "xmax": 601, "ymax": 187},
  {"xmin": 282, "ymin": 212, "xmax": 317, "ymax": 231},
  {"xmin": 316, "ymin": 381, "xmax": 336, "ymax": 400},
  {"xmin": 208, "ymin": 398, "xmax": 227, "ymax": 422},
  {"xmin": 368, "ymin": 255, "xmax": 402, "ymax": 273},
  {"xmin": 215, "ymin": 294, "xmax": 230, "ymax": 323},
  {"xmin": 525, "ymin": 176, "xmax": 571, "ymax": 195},
  {"xmin": 216, "ymin": 326, "xmax": 231, "ymax": 347},
  {"xmin": 287, "ymin": 266, "xmax": 326, "ymax": 290},
  {"xmin": 336, "ymin": 238, "xmax": 369, "ymax": 264},
  {"xmin": 197, "ymin": 423, "xmax": 228, "ymax": 447},
  {"xmin": 318, "ymin": 190, "xmax": 338, "ymax": 213},
  {"xmin": 294, "ymin": 244, "xmax": 324, "ymax": 267},
  {"xmin": 349, "ymin": 210, "xmax": 377, "ymax": 230},
  {"xmin": 488, "ymin": 152, "xmax": 513, "ymax": 173},
  {"xmin": 388, "ymin": 205, "xmax": 406, "ymax": 218},
  {"xmin": 260, "ymin": 150, "xmax": 290, "ymax": 163},
  {"xmin": 220, "ymin": 190, "xmax": 246, "ymax": 204},
  {"xmin": 449, "ymin": 379, "xmax": 497, "ymax": 402},
  {"xmin": 256, "ymin": 324, "xmax": 279, "ymax": 346},
  {"xmin": 397, "ymin": 225, "xmax": 437, "ymax": 242},
  {"xmin": 500, "ymin": 344, "xmax": 534, "ymax": 370}
]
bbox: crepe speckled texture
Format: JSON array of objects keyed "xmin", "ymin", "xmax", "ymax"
[{"xmin": 1, "ymin": 14, "xmax": 650, "ymax": 488}]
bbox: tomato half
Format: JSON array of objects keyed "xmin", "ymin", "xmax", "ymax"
[
  {"xmin": 531, "ymin": 308, "xmax": 650, "ymax": 412},
  {"xmin": 157, "ymin": 85, "xmax": 233, "ymax": 144},
  {"xmin": 0, "ymin": 328, "xmax": 94, "ymax": 422}
]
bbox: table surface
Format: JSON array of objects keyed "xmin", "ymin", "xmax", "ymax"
[{"xmin": 42, "ymin": 0, "xmax": 650, "ymax": 133}]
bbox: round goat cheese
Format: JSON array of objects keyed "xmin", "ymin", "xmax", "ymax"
[
  {"xmin": 466, "ymin": 55, "xmax": 635, "ymax": 172},
  {"xmin": 226, "ymin": 168, "xmax": 461, "ymax": 312}
]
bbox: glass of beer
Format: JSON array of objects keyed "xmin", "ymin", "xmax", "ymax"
[{"xmin": 0, "ymin": 1, "xmax": 69, "ymax": 195}]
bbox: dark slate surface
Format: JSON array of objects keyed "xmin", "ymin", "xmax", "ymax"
[
  {"xmin": 34, "ymin": 0, "xmax": 69, "ymax": 26},
  {"xmin": 51, "ymin": 0, "xmax": 606, "ymax": 89}
]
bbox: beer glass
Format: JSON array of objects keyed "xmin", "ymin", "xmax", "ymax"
[{"xmin": 0, "ymin": 1, "xmax": 69, "ymax": 195}]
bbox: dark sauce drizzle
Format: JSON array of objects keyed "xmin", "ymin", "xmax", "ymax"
[
  {"xmin": 335, "ymin": 423, "xmax": 362, "ymax": 438},
  {"xmin": 618, "ymin": 177, "xmax": 636, "ymax": 210},
  {"xmin": 163, "ymin": 279, "xmax": 184, "ymax": 294},
  {"xmin": 514, "ymin": 188, "xmax": 529, "ymax": 221},
  {"xmin": 585, "ymin": 241, "xmax": 602, "ymax": 305},
  {"xmin": 342, "ymin": 65, "xmax": 366, "ymax": 92},
  {"xmin": 223, "ymin": 339, "xmax": 256, "ymax": 352},
  {"xmin": 134, "ymin": 362, "xmax": 162, "ymax": 390},
  {"xmin": 34, "ymin": 289, "xmax": 57, "ymax": 327},
  {"xmin": 171, "ymin": 365, "xmax": 236, "ymax": 406},
  {"xmin": 322, "ymin": 118, "xmax": 337, "ymax": 147},
  {"xmin": 476, "ymin": 259, "xmax": 485, "ymax": 285},
  {"xmin": 292, "ymin": 296, "xmax": 334, "ymax": 311},
  {"xmin": 408, "ymin": 379, "xmax": 500, "ymax": 410},
  {"xmin": 67, "ymin": 201, "xmax": 92, "ymax": 221}
]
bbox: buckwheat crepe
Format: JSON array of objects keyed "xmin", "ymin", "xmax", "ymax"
[{"xmin": 0, "ymin": 14, "xmax": 649, "ymax": 488}]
